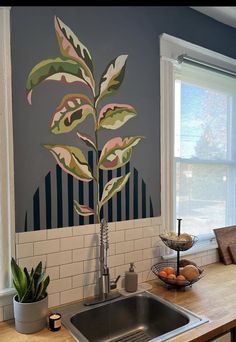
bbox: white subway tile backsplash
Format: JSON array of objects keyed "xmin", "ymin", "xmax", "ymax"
[
  {"xmin": 109, "ymin": 267, "xmax": 116, "ymax": 279},
  {"xmin": 151, "ymin": 236, "xmax": 162, "ymax": 248},
  {"xmin": 83, "ymin": 284, "xmax": 96, "ymax": 298},
  {"xmin": 134, "ymin": 238, "xmax": 151, "ymax": 251},
  {"xmin": 47, "ymin": 266, "xmax": 60, "ymax": 280},
  {"xmin": 135, "ymin": 259, "xmax": 152, "ymax": 272},
  {"xmin": 83, "ymin": 259, "xmax": 99, "ymax": 273},
  {"xmin": 115, "ymin": 264, "xmax": 128, "ymax": 278},
  {"xmin": 116, "ymin": 241, "xmax": 134, "ymax": 254},
  {"xmin": 34, "ymin": 239, "xmax": 60, "ymax": 255},
  {"xmin": 47, "ymin": 251, "xmax": 72, "ymax": 267},
  {"xmin": 73, "ymin": 224, "xmax": 96, "ymax": 236},
  {"xmin": 143, "ymin": 270, "xmax": 156, "ymax": 282},
  {"xmin": 19, "ymin": 255, "xmax": 47, "ymax": 270},
  {"xmin": 125, "ymin": 228, "xmax": 142, "ymax": 241},
  {"xmin": 73, "ymin": 247, "xmax": 99, "ymax": 262},
  {"xmin": 60, "ymin": 236, "xmax": 84, "ymax": 251},
  {"xmin": 142, "ymin": 247, "xmax": 160, "ymax": 260},
  {"xmin": 19, "ymin": 230, "xmax": 47, "ymax": 243},
  {"xmin": 108, "ymin": 243, "xmax": 116, "ymax": 256},
  {"xmin": 48, "ymin": 277, "xmax": 72, "ymax": 294},
  {"xmin": 61, "ymin": 287, "xmax": 83, "ymax": 305},
  {"xmin": 72, "ymin": 274, "xmax": 83, "ymax": 288},
  {"xmin": 47, "ymin": 227, "xmax": 73, "ymax": 239},
  {"xmin": 151, "ymin": 217, "xmax": 162, "ymax": 225},
  {"xmin": 108, "ymin": 254, "xmax": 125, "ymax": 268},
  {"xmin": 107, "ymin": 222, "xmax": 116, "ymax": 232},
  {"xmin": 125, "ymin": 251, "xmax": 143, "ymax": 264},
  {"xmin": 10, "ymin": 215, "xmax": 218, "ymax": 322},
  {"xmin": 142, "ymin": 226, "xmax": 159, "ymax": 238},
  {"xmin": 73, "ymin": 271, "xmax": 98, "ymax": 288},
  {"xmin": 16, "ymin": 243, "xmax": 33, "ymax": 259},
  {"xmin": 134, "ymin": 218, "xmax": 151, "ymax": 228},
  {"xmin": 48, "ymin": 293, "xmax": 60, "ymax": 308},
  {"xmin": 110, "ymin": 231, "xmax": 125, "ymax": 243},
  {"xmin": 60, "ymin": 262, "xmax": 83, "ymax": 278},
  {"xmin": 84, "ymin": 234, "xmax": 99, "ymax": 247},
  {"xmin": 116, "ymin": 220, "xmax": 134, "ymax": 230}
]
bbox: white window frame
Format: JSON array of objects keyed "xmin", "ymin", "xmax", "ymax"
[
  {"xmin": 160, "ymin": 33, "xmax": 236, "ymax": 237},
  {"xmin": 0, "ymin": 6, "xmax": 15, "ymax": 296}
]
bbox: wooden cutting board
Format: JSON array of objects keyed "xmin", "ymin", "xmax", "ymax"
[
  {"xmin": 228, "ymin": 243, "xmax": 236, "ymax": 264},
  {"xmin": 214, "ymin": 226, "xmax": 236, "ymax": 265}
]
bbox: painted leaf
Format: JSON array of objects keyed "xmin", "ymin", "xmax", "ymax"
[
  {"xmin": 97, "ymin": 103, "xmax": 137, "ymax": 130},
  {"xmin": 43, "ymin": 144, "xmax": 93, "ymax": 182},
  {"xmin": 26, "ymin": 57, "xmax": 91, "ymax": 104},
  {"xmin": 77, "ymin": 131, "xmax": 97, "ymax": 150},
  {"xmin": 55, "ymin": 16, "xmax": 95, "ymax": 94},
  {"xmin": 99, "ymin": 136, "xmax": 143, "ymax": 170},
  {"xmin": 100, "ymin": 173, "xmax": 130, "ymax": 207},
  {"xmin": 96, "ymin": 55, "xmax": 128, "ymax": 105},
  {"xmin": 51, "ymin": 94, "xmax": 94, "ymax": 134},
  {"xmin": 74, "ymin": 200, "xmax": 95, "ymax": 216}
]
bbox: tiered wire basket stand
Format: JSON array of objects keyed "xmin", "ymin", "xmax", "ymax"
[{"xmin": 151, "ymin": 218, "xmax": 203, "ymax": 288}]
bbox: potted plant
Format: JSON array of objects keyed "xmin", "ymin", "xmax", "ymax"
[{"xmin": 11, "ymin": 257, "xmax": 50, "ymax": 334}]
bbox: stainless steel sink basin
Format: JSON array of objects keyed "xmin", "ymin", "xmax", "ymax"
[{"xmin": 58, "ymin": 291, "xmax": 208, "ymax": 342}]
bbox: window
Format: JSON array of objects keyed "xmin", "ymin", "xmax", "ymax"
[
  {"xmin": 0, "ymin": 7, "xmax": 15, "ymax": 293},
  {"xmin": 160, "ymin": 34, "xmax": 236, "ymax": 241}
]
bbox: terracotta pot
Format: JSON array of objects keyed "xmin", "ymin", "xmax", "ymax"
[{"xmin": 13, "ymin": 294, "xmax": 48, "ymax": 334}]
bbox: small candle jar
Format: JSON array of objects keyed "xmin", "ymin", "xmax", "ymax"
[{"xmin": 49, "ymin": 313, "xmax": 61, "ymax": 331}]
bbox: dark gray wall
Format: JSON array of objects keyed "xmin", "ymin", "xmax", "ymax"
[{"xmin": 11, "ymin": 6, "xmax": 236, "ymax": 232}]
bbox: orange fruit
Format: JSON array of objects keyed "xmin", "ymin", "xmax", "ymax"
[
  {"xmin": 167, "ymin": 273, "xmax": 176, "ymax": 284},
  {"xmin": 158, "ymin": 270, "xmax": 167, "ymax": 278},
  {"xmin": 176, "ymin": 275, "xmax": 186, "ymax": 283},
  {"xmin": 162, "ymin": 266, "xmax": 176, "ymax": 276}
]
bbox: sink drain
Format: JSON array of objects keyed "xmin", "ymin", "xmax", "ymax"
[{"xmin": 111, "ymin": 329, "xmax": 151, "ymax": 342}]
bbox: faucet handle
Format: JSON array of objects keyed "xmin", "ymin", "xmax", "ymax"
[{"xmin": 110, "ymin": 275, "xmax": 121, "ymax": 290}]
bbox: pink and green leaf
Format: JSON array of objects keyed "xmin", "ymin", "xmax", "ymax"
[
  {"xmin": 97, "ymin": 103, "xmax": 137, "ymax": 130},
  {"xmin": 99, "ymin": 136, "xmax": 143, "ymax": 170},
  {"xmin": 51, "ymin": 94, "xmax": 94, "ymax": 134},
  {"xmin": 43, "ymin": 144, "xmax": 93, "ymax": 182},
  {"xmin": 77, "ymin": 132, "xmax": 97, "ymax": 151},
  {"xmin": 74, "ymin": 200, "xmax": 95, "ymax": 216},
  {"xmin": 26, "ymin": 57, "xmax": 91, "ymax": 104},
  {"xmin": 55, "ymin": 16, "xmax": 95, "ymax": 94},
  {"xmin": 100, "ymin": 173, "xmax": 130, "ymax": 207},
  {"xmin": 95, "ymin": 55, "xmax": 128, "ymax": 105}
]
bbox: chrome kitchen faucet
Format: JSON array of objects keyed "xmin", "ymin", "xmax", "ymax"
[{"xmin": 84, "ymin": 218, "xmax": 120, "ymax": 306}]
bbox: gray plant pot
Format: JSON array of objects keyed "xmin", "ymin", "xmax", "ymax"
[{"xmin": 13, "ymin": 294, "xmax": 48, "ymax": 334}]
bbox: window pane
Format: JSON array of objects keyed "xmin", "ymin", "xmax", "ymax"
[
  {"xmin": 175, "ymin": 161, "xmax": 235, "ymax": 236},
  {"xmin": 175, "ymin": 81, "xmax": 230, "ymax": 161}
]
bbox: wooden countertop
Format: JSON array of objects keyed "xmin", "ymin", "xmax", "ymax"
[{"xmin": 1, "ymin": 262, "xmax": 236, "ymax": 341}]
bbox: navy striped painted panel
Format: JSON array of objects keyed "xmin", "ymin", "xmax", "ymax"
[{"xmin": 25, "ymin": 151, "xmax": 154, "ymax": 231}]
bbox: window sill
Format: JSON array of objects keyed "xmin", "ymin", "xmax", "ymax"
[
  {"xmin": 0, "ymin": 288, "xmax": 15, "ymax": 306},
  {"xmin": 161, "ymin": 240, "xmax": 218, "ymax": 260}
]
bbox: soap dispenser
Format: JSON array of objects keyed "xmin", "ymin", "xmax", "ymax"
[{"xmin": 125, "ymin": 262, "xmax": 138, "ymax": 292}]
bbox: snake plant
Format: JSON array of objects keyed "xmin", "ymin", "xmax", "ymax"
[{"xmin": 11, "ymin": 257, "xmax": 50, "ymax": 303}]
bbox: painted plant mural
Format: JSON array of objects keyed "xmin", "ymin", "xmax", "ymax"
[{"xmin": 26, "ymin": 16, "xmax": 143, "ymax": 223}]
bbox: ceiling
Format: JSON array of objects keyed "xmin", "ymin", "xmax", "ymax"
[{"xmin": 191, "ymin": 7, "xmax": 236, "ymax": 29}]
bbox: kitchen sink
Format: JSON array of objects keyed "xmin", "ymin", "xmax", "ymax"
[{"xmin": 58, "ymin": 291, "xmax": 208, "ymax": 342}]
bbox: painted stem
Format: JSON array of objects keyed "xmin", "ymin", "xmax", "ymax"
[
  {"xmin": 95, "ymin": 129, "xmax": 100, "ymax": 223},
  {"xmin": 93, "ymin": 104, "xmax": 100, "ymax": 224}
]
